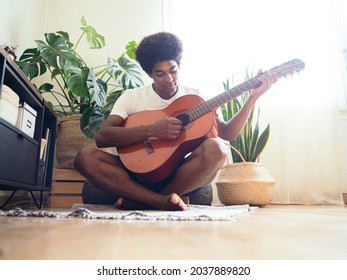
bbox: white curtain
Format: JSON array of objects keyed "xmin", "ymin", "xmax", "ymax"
[{"xmin": 165, "ymin": 0, "xmax": 346, "ymax": 204}]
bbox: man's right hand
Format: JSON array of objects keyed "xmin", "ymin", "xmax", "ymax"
[{"xmin": 152, "ymin": 117, "xmax": 183, "ymax": 139}]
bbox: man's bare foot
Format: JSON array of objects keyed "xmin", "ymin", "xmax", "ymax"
[
  {"xmin": 115, "ymin": 198, "xmax": 154, "ymax": 210},
  {"xmin": 166, "ymin": 193, "xmax": 187, "ymax": 211},
  {"xmin": 115, "ymin": 193, "xmax": 187, "ymax": 211}
]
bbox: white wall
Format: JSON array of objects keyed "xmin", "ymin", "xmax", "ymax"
[
  {"xmin": 44, "ymin": 0, "xmax": 163, "ymax": 74},
  {"xmin": 1, "ymin": 0, "xmax": 164, "ymax": 84},
  {"xmin": 0, "ymin": 0, "xmax": 48, "ymax": 55},
  {"xmin": 1, "ymin": 0, "xmax": 163, "ymax": 103},
  {"xmin": 1, "ymin": 0, "xmax": 165, "ymax": 122}
]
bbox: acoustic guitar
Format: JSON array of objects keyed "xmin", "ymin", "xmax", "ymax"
[{"xmin": 118, "ymin": 59, "xmax": 305, "ymax": 183}]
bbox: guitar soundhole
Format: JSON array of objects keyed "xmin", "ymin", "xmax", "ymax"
[{"xmin": 175, "ymin": 113, "xmax": 190, "ymax": 127}]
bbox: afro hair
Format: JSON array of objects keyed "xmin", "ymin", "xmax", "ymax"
[{"xmin": 136, "ymin": 32, "xmax": 183, "ymax": 74}]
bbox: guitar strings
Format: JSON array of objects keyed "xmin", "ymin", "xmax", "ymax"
[
  {"xmin": 176, "ymin": 59, "xmax": 304, "ymax": 123},
  {"xmin": 185, "ymin": 78, "xmax": 260, "ymax": 122}
]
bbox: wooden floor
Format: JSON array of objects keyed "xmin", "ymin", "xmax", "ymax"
[{"xmin": 0, "ymin": 204, "xmax": 346, "ymax": 260}]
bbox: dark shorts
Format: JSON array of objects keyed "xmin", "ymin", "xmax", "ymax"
[
  {"xmin": 82, "ymin": 155, "xmax": 213, "ymax": 205},
  {"xmin": 82, "ymin": 156, "xmax": 213, "ymax": 205},
  {"xmin": 118, "ymin": 154, "xmax": 186, "ymax": 193},
  {"xmin": 82, "ymin": 179, "xmax": 213, "ymax": 205}
]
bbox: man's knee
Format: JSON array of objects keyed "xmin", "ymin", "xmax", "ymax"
[
  {"xmin": 74, "ymin": 147, "xmax": 96, "ymax": 170},
  {"xmin": 201, "ymin": 139, "xmax": 228, "ymax": 164}
]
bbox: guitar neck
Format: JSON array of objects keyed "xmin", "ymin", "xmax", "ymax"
[
  {"xmin": 187, "ymin": 76, "xmax": 262, "ymax": 121},
  {"xmin": 183, "ymin": 58, "xmax": 305, "ymax": 123}
]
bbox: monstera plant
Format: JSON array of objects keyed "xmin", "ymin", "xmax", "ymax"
[
  {"xmin": 220, "ymin": 69, "xmax": 270, "ymax": 162},
  {"xmin": 16, "ymin": 16, "xmax": 144, "ymax": 139}
]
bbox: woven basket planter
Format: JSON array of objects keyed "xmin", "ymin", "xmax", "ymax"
[
  {"xmin": 56, "ymin": 114, "xmax": 96, "ymax": 169},
  {"xmin": 216, "ymin": 140, "xmax": 276, "ymax": 207},
  {"xmin": 216, "ymin": 142, "xmax": 276, "ymax": 206},
  {"xmin": 216, "ymin": 162, "xmax": 275, "ymax": 206},
  {"xmin": 56, "ymin": 114, "xmax": 113, "ymax": 169}
]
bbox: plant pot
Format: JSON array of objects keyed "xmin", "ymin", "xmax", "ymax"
[
  {"xmin": 56, "ymin": 114, "xmax": 96, "ymax": 169},
  {"xmin": 216, "ymin": 162, "xmax": 275, "ymax": 206}
]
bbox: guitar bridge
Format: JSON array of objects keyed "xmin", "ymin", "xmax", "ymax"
[{"xmin": 143, "ymin": 138, "xmax": 154, "ymax": 154}]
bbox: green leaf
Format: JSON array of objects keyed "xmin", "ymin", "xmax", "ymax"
[
  {"xmin": 37, "ymin": 33, "xmax": 77, "ymax": 69},
  {"xmin": 64, "ymin": 58, "xmax": 83, "ymax": 75},
  {"xmin": 38, "ymin": 83, "xmax": 54, "ymax": 92},
  {"xmin": 81, "ymin": 16, "xmax": 87, "ymax": 27},
  {"xmin": 125, "ymin": 41, "xmax": 138, "ymax": 60},
  {"xmin": 56, "ymin": 31, "xmax": 73, "ymax": 48},
  {"xmin": 226, "ymin": 101, "xmax": 232, "ymax": 120},
  {"xmin": 221, "ymin": 68, "xmax": 270, "ymax": 162},
  {"xmin": 80, "ymin": 106, "xmax": 105, "ymax": 139},
  {"xmin": 66, "ymin": 67, "xmax": 89, "ymax": 98},
  {"xmin": 220, "ymin": 104, "xmax": 228, "ymax": 122},
  {"xmin": 80, "ymin": 17, "xmax": 105, "ymax": 49},
  {"xmin": 87, "ymin": 69, "xmax": 107, "ymax": 107},
  {"xmin": 104, "ymin": 89, "xmax": 124, "ymax": 115},
  {"xmin": 16, "ymin": 48, "xmax": 47, "ymax": 79},
  {"xmin": 107, "ymin": 57, "xmax": 144, "ymax": 89},
  {"xmin": 250, "ymin": 117, "xmax": 260, "ymax": 161},
  {"xmin": 253, "ymin": 124, "xmax": 270, "ymax": 161}
]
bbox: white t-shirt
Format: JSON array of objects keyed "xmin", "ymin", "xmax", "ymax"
[{"xmin": 110, "ymin": 83, "xmax": 203, "ymax": 119}]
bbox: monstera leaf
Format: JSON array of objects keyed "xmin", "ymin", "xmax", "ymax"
[
  {"xmin": 16, "ymin": 48, "xmax": 47, "ymax": 79},
  {"xmin": 81, "ymin": 16, "xmax": 105, "ymax": 49},
  {"xmin": 107, "ymin": 56, "xmax": 144, "ymax": 89},
  {"xmin": 65, "ymin": 60, "xmax": 89, "ymax": 97},
  {"xmin": 80, "ymin": 106, "xmax": 106, "ymax": 139},
  {"xmin": 125, "ymin": 40, "xmax": 138, "ymax": 60},
  {"xmin": 86, "ymin": 69, "xmax": 107, "ymax": 107},
  {"xmin": 36, "ymin": 33, "xmax": 79, "ymax": 70}
]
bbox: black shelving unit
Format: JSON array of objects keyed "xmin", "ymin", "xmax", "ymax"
[{"xmin": 0, "ymin": 47, "xmax": 57, "ymax": 208}]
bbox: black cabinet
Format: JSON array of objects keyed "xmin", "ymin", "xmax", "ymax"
[{"xmin": 0, "ymin": 47, "xmax": 57, "ymax": 208}]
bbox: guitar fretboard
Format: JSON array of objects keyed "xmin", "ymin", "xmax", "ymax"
[
  {"xmin": 187, "ymin": 77, "xmax": 262, "ymax": 122},
  {"xmin": 177, "ymin": 58, "xmax": 305, "ymax": 124}
]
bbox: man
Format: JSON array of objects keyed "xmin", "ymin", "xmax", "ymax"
[{"xmin": 74, "ymin": 32, "xmax": 277, "ymax": 211}]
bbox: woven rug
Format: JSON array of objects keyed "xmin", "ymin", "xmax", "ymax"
[{"xmin": 0, "ymin": 204, "xmax": 251, "ymax": 221}]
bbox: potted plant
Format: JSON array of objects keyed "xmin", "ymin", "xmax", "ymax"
[
  {"xmin": 16, "ymin": 16, "xmax": 144, "ymax": 168},
  {"xmin": 216, "ymin": 69, "xmax": 276, "ymax": 206},
  {"xmin": 220, "ymin": 69, "xmax": 270, "ymax": 162},
  {"xmin": 16, "ymin": 16, "xmax": 143, "ymax": 138}
]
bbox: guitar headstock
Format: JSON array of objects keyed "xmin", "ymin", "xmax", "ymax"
[{"xmin": 267, "ymin": 59, "xmax": 305, "ymax": 78}]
